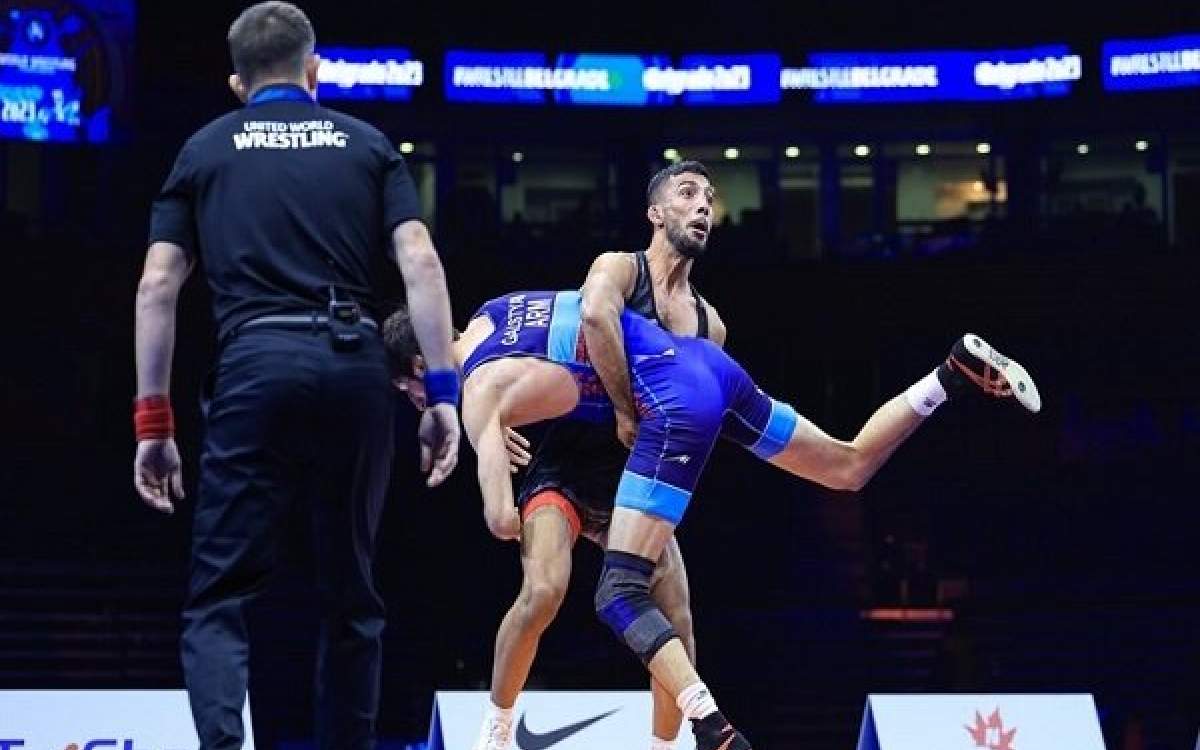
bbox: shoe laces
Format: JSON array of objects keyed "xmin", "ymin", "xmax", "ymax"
[
  {"xmin": 482, "ymin": 715, "xmax": 514, "ymax": 748},
  {"xmin": 948, "ymin": 354, "xmax": 1013, "ymax": 397}
]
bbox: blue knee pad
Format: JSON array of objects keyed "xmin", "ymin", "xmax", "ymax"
[{"xmin": 594, "ymin": 551, "xmax": 677, "ymax": 664}]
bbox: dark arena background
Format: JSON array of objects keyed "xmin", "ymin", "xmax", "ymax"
[{"xmin": 2, "ymin": 0, "xmax": 1199, "ymax": 748}]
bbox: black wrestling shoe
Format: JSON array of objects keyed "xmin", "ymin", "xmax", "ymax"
[
  {"xmin": 692, "ymin": 711, "xmax": 752, "ymax": 750},
  {"xmin": 937, "ymin": 333, "xmax": 1042, "ymax": 413}
]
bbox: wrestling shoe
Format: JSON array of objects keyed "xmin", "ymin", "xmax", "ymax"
[
  {"xmin": 937, "ymin": 333, "xmax": 1042, "ymax": 413},
  {"xmin": 692, "ymin": 711, "xmax": 752, "ymax": 750},
  {"xmin": 472, "ymin": 711, "xmax": 514, "ymax": 750}
]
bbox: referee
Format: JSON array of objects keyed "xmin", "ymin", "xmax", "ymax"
[{"xmin": 132, "ymin": 3, "xmax": 459, "ymax": 748}]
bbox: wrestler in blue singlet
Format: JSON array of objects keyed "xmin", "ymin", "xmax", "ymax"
[{"xmin": 462, "ymin": 290, "xmax": 800, "ymax": 526}]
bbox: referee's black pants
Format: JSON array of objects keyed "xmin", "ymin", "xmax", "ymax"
[{"xmin": 181, "ymin": 327, "xmax": 395, "ymax": 750}]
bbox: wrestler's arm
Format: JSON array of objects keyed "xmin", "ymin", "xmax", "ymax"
[
  {"xmin": 580, "ymin": 252, "xmax": 639, "ymax": 446},
  {"xmin": 462, "ymin": 390, "xmax": 522, "ymax": 541},
  {"xmin": 705, "ymin": 301, "xmax": 727, "ymax": 348}
]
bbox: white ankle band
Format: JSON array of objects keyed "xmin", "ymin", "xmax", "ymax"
[{"xmin": 905, "ymin": 369, "xmax": 947, "ymax": 416}]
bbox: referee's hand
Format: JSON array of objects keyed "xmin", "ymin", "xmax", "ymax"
[
  {"xmin": 419, "ymin": 403, "xmax": 460, "ymax": 487},
  {"xmin": 134, "ymin": 438, "xmax": 185, "ymax": 514}
]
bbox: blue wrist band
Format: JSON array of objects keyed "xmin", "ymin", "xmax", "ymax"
[{"xmin": 424, "ymin": 369, "xmax": 460, "ymax": 407}]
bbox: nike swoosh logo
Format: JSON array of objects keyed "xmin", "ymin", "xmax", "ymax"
[{"xmin": 515, "ymin": 707, "xmax": 620, "ymax": 749}]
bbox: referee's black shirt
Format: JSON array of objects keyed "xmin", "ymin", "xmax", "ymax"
[{"xmin": 148, "ymin": 83, "xmax": 422, "ymax": 340}]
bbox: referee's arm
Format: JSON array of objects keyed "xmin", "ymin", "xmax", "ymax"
[
  {"xmin": 135, "ymin": 241, "xmax": 193, "ymax": 398},
  {"xmin": 133, "ymin": 240, "xmax": 193, "ymax": 512},
  {"xmin": 391, "ymin": 220, "xmax": 454, "ymax": 374},
  {"xmin": 391, "ymin": 219, "xmax": 460, "ymax": 486}
]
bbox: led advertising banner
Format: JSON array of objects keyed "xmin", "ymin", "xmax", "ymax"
[
  {"xmin": 1102, "ymin": 35, "xmax": 1200, "ymax": 91},
  {"xmin": 549, "ymin": 52, "xmax": 672, "ymax": 106},
  {"xmin": 0, "ymin": 690, "xmax": 256, "ymax": 749},
  {"xmin": 655, "ymin": 53, "xmax": 780, "ymax": 105},
  {"xmin": 445, "ymin": 49, "xmax": 557, "ymax": 104},
  {"xmin": 316, "ymin": 46, "xmax": 424, "ymax": 100},
  {"xmin": 428, "ymin": 691, "xmax": 697, "ymax": 750},
  {"xmin": 445, "ymin": 50, "xmax": 781, "ymax": 106},
  {"xmin": 780, "ymin": 45, "xmax": 1082, "ymax": 103}
]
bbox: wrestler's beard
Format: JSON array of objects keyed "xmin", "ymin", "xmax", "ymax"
[{"xmin": 665, "ymin": 221, "xmax": 707, "ymax": 259}]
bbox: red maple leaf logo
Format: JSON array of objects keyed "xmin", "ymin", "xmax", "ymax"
[
  {"xmin": 965, "ymin": 708, "xmax": 1017, "ymax": 750},
  {"xmin": 966, "ymin": 710, "xmax": 988, "ymax": 745}
]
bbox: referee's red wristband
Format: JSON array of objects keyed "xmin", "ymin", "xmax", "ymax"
[{"xmin": 134, "ymin": 395, "xmax": 175, "ymax": 441}]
